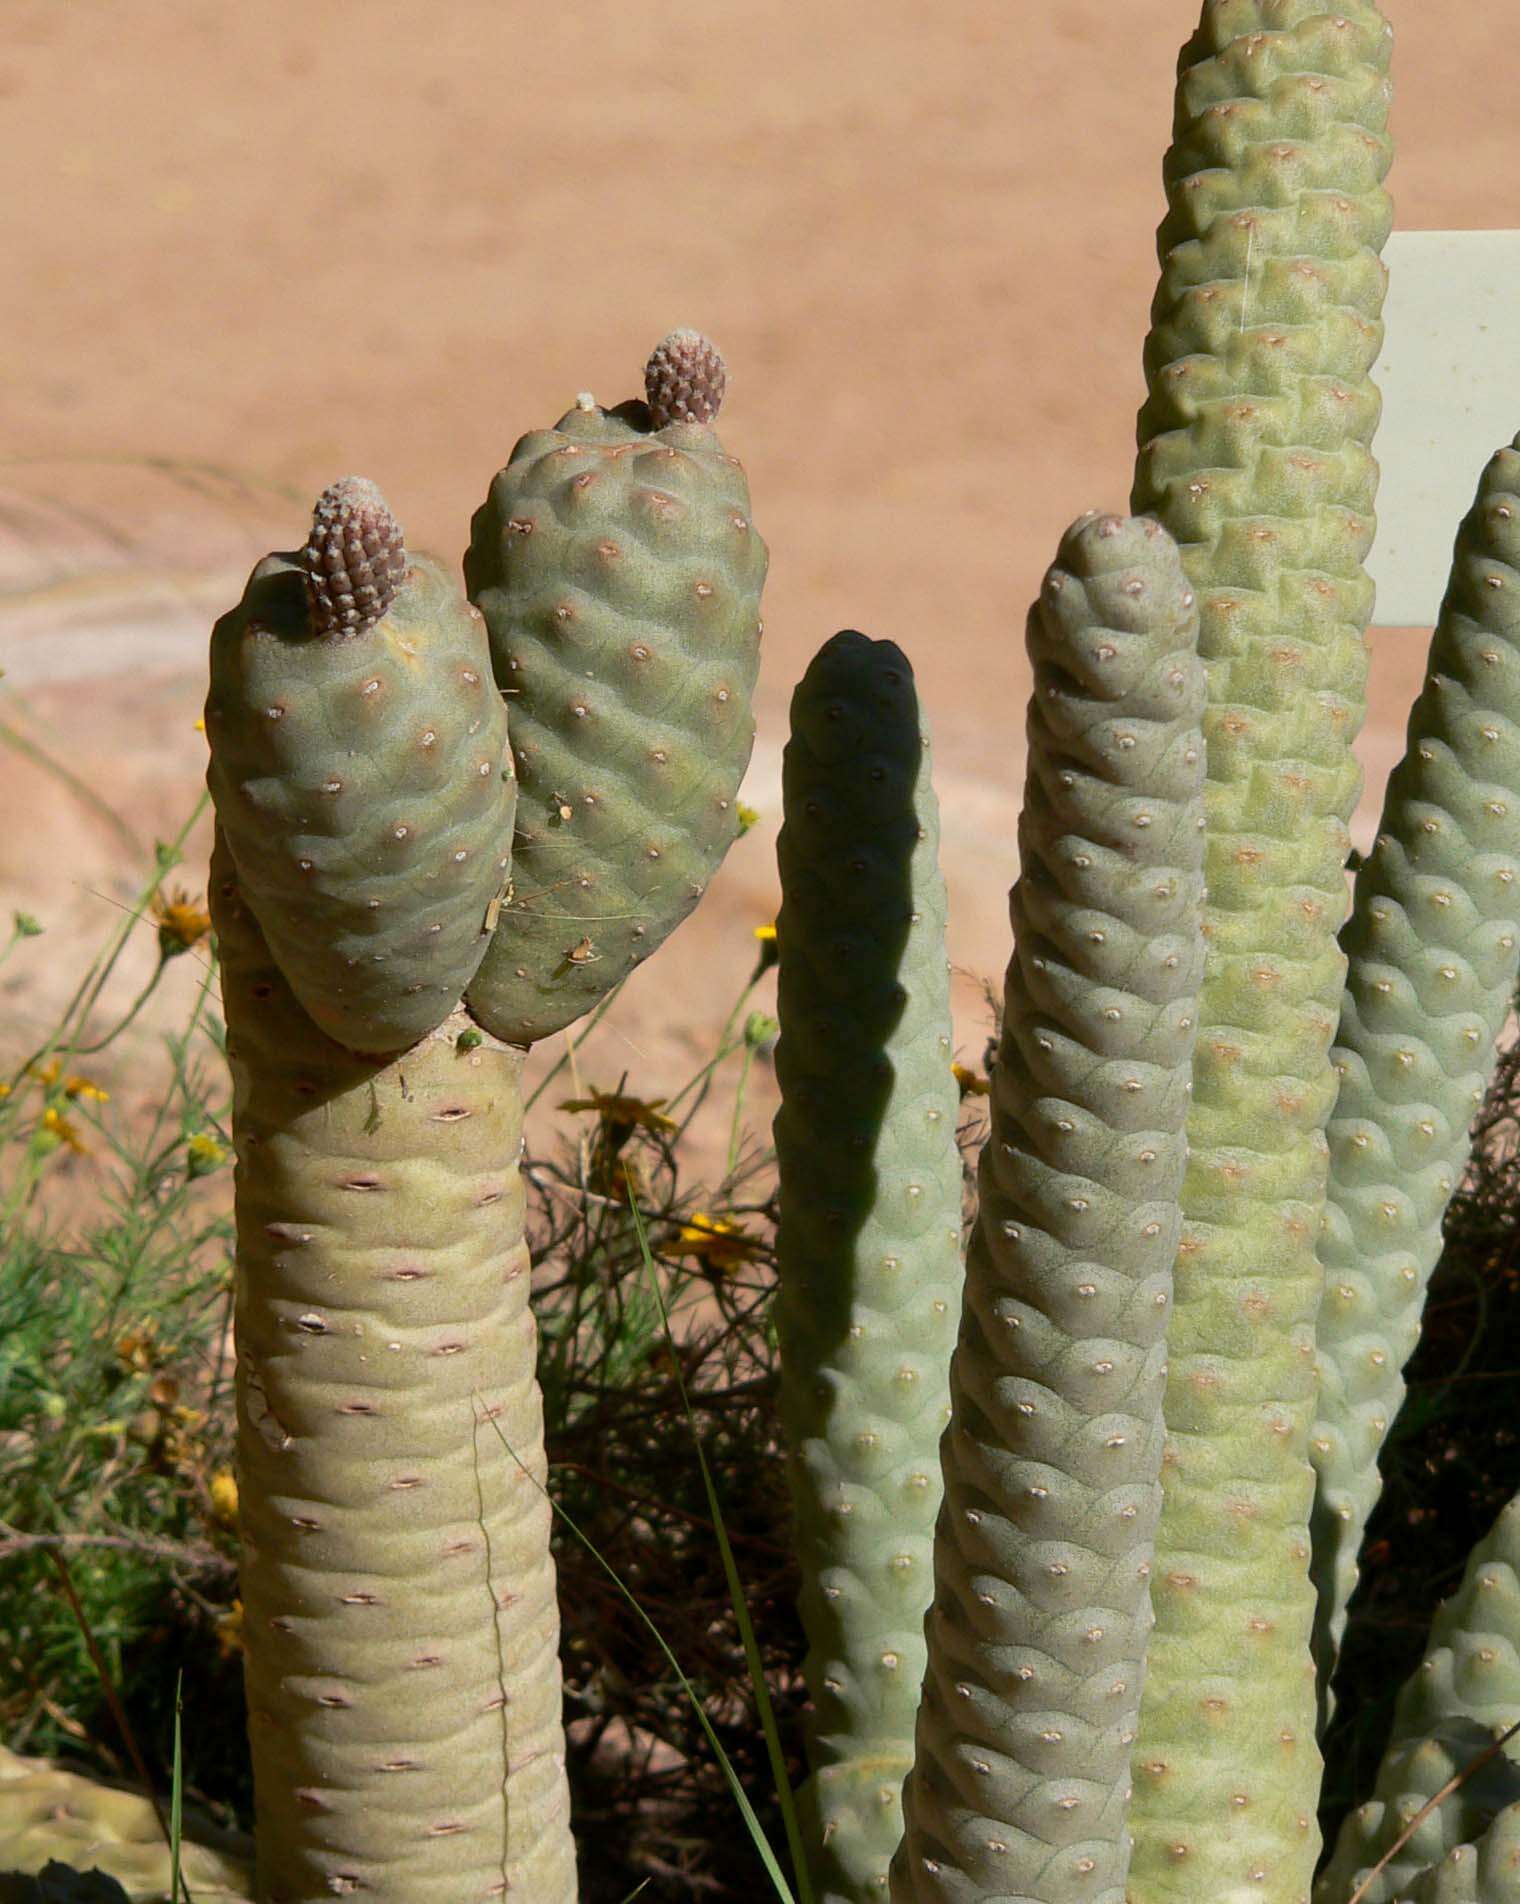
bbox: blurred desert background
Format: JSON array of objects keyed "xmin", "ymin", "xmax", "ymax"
[{"xmin": 3, "ymin": 0, "xmax": 1518, "ymax": 1158}]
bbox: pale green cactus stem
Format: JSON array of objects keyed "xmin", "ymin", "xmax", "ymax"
[
  {"xmin": 1403, "ymin": 1801, "xmax": 1520, "ymax": 1904},
  {"xmin": 206, "ymin": 477, "xmax": 516, "ymax": 1057},
  {"xmin": 1121, "ymin": 6, "xmax": 1393, "ymax": 1897},
  {"xmin": 206, "ymin": 481, "xmax": 575, "ymax": 1901},
  {"xmin": 1315, "ymin": 1495, "xmax": 1520, "ymax": 1904},
  {"xmin": 772, "ymin": 632, "xmax": 963, "ymax": 1903},
  {"xmin": 891, "ymin": 511, "xmax": 1207, "ymax": 1904},
  {"xmin": 210, "ymin": 835, "xmax": 573, "ymax": 1903},
  {"xmin": 464, "ymin": 332, "xmax": 767, "ymax": 1045},
  {"xmin": 0, "ymin": 1741, "xmax": 252, "ymax": 1899},
  {"xmin": 1310, "ymin": 439, "xmax": 1520, "ymax": 1720}
]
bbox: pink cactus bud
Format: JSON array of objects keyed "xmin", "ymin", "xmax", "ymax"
[
  {"xmin": 301, "ymin": 476, "xmax": 408, "ymax": 637},
  {"xmin": 644, "ymin": 328, "xmax": 727, "ymax": 428}
]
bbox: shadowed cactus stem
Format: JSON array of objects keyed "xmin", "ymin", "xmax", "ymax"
[
  {"xmin": 892, "ymin": 512, "xmax": 1206, "ymax": 1903},
  {"xmin": 1122, "ymin": 6, "xmax": 1394, "ymax": 1897},
  {"xmin": 773, "ymin": 632, "xmax": 963, "ymax": 1902},
  {"xmin": 1311, "ymin": 439, "xmax": 1520, "ymax": 1719},
  {"xmin": 1315, "ymin": 1497, "xmax": 1520, "ymax": 1903}
]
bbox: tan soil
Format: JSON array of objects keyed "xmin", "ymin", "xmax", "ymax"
[{"xmin": 2, "ymin": 0, "xmax": 1513, "ymax": 1171}]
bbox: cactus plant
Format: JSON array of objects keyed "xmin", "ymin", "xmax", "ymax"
[
  {"xmin": 194, "ymin": 355, "xmax": 765, "ymax": 1902},
  {"xmin": 462, "ymin": 337, "xmax": 767, "ymax": 1045},
  {"xmin": 773, "ymin": 632, "xmax": 964, "ymax": 1902},
  {"xmin": 890, "ymin": 511, "xmax": 1207, "ymax": 1903}
]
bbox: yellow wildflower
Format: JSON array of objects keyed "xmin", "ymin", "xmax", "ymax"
[
  {"xmin": 34, "ymin": 1060, "xmax": 110, "ymax": 1103},
  {"xmin": 208, "ymin": 1469, "xmax": 239, "ymax": 1528},
  {"xmin": 672, "ymin": 1211, "xmax": 762, "ymax": 1274},
  {"xmin": 735, "ymin": 802, "xmax": 760, "ymax": 836},
  {"xmin": 193, "ymin": 716, "xmax": 206, "ymax": 734},
  {"xmin": 753, "ymin": 922, "xmax": 777, "ymax": 944},
  {"xmin": 152, "ymin": 887, "xmax": 212, "ymax": 959},
  {"xmin": 37, "ymin": 1106, "xmax": 87, "ymax": 1154},
  {"xmin": 952, "ymin": 1062, "xmax": 991, "ymax": 1099},
  {"xmin": 215, "ymin": 1599, "xmax": 244, "ymax": 1658},
  {"xmin": 115, "ymin": 1323, "xmax": 160, "ymax": 1372},
  {"xmin": 186, "ymin": 1130, "xmax": 229, "ymax": 1177},
  {"xmin": 558, "ymin": 1089, "xmax": 676, "ymax": 1136},
  {"xmin": 751, "ymin": 920, "xmax": 779, "ymax": 976}
]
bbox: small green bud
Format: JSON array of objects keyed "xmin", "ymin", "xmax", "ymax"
[
  {"xmin": 744, "ymin": 1011, "xmax": 779, "ymax": 1052},
  {"xmin": 456, "ymin": 1028, "xmax": 485, "ymax": 1053},
  {"xmin": 12, "ymin": 911, "xmax": 43, "ymax": 939}
]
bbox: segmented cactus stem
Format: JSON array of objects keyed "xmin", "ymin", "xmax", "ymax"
[
  {"xmin": 644, "ymin": 327, "xmax": 728, "ymax": 427},
  {"xmin": 1122, "ymin": 7, "xmax": 1394, "ymax": 1895},
  {"xmin": 1315, "ymin": 1495, "xmax": 1520, "ymax": 1904},
  {"xmin": 774, "ymin": 631, "xmax": 963, "ymax": 1902},
  {"xmin": 893, "ymin": 512, "xmax": 1206, "ymax": 1904},
  {"xmin": 1312, "ymin": 438, "xmax": 1520, "ymax": 1721},
  {"xmin": 301, "ymin": 475, "xmax": 409, "ymax": 637}
]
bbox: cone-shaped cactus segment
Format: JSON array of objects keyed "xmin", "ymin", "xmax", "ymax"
[
  {"xmin": 206, "ymin": 483, "xmax": 515, "ymax": 1056},
  {"xmin": 892, "ymin": 513, "xmax": 1207, "ymax": 1904},
  {"xmin": 1311, "ymin": 439, "xmax": 1520, "ymax": 1724},
  {"xmin": 1122, "ymin": 6, "xmax": 1394, "ymax": 1897},
  {"xmin": 1314, "ymin": 1495, "xmax": 1520, "ymax": 1904},
  {"xmin": 464, "ymin": 351, "xmax": 766, "ymax": 1046},
  {"xmin": 301, "ymin": 476, "xmax": 409, "ymax": 637},
  {"xmin": 1402, "ymin": 1803, "xmax": 1520, "ymax": 1904},
  {"xmin": 773, "ymin": 632, "xmax": 963, "ymax": 1903},
  {"xmin": 644, "ymin": 327, "xmax": 728, "ymax": 427},
  {"xmin": 210, "ymin": 834, "xmax": 576, "ymax": 1903}
]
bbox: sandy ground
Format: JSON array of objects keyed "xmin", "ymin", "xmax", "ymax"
[{"xmin": 3, "ymin": 0, "xmax": 1516, "ymax": 1160}]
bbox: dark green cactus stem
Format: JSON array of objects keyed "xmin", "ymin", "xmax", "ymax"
[
  {"xmin": 463, "ymin": 331, "xmax": 767, "ymax": 1044},
  {"xmin": 773, "ymin": 633, "xmax": 963, "ymax": 1902},
  {"xmin": 1123, "ymin": 6, "xmax": 1393, "ymax": 1896},
  {"xmin": 210, "ymin": 835, "xmax": 575, "ymax": 1902},
  {"xmin": 1315, "ymin": 1495, "xmax": 1520, "ymax": 1904},
  {"xmin": 892, "ymin": 512, "xmax": 1206, "ymax": 1904},
  {"xmin": 207, "ymin": 478, "xmax": 516, "ymax": 1056},
  {"xmin": 1311, "ymin": 440, "xmax": 1520, "ymax": 1719}
]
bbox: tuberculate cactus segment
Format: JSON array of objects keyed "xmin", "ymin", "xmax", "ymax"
[
  {"xmin": 210, "ymin": 833, "xmax": 574, "ymax": 1902},
  {"xmin": 206, "ymin": 480, "xmax": 515, "ymax": 1056},
  {"xmin": 644, "ymin": 327, "xmax": 728, "ymax": 428},
  {"xmin": 891, "ymin": 512, "xmax": 1206, "ymax": 1904},
  {"xmin": 1403, "ymin": 1802, "xmax": 1520, "ymax": 1904},
  {"xmin": 1122, "ymin": 6, "xmax": 1394, "ymax": 1896},
  {"xmin": 1315, "ymin": 1495, "xmax": 1520, "ymax": 1904},
  {"xmin": 0, "ymin": 1742, "xmax": 252, "ymax": 1900},
  {"xmin": 772, "ymin": 632, "xmax": 963, "ymax": 1902},
  {"xmin": 1310, "ymin": 439, "xmax": 1520, "ymax": 1717},
  {"xmin": 463, "ymin": 333, "xmax": 767, "ymax": 1044}
]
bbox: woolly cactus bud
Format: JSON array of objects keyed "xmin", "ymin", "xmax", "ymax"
[
  {"xmin": 464, "ymin": 344, "xmax": 766, "ymax": 1045},
  {"xmin": 301, "ymin": 475, "xmax": 409, "ymax": 636},
  {"xmin": 207, "ymin": 481, "xmax": 516, "ymax": 1055},
  {"xmin": 1311, "ymin": 439, "xmax": 1520, "ymax": 1719},
  {"xmin": 644, "ymin": 326, "xmax": 727, "ymax": 427},
  {"xmin": 1315, "ymin": 1495, "xmax": 1520, "ymax": 1904},
  {"xmin": 893, "ymin": 512, "xmax": 1206, "ymax": 1904},
  {"xmin": 1123, "ymin": 6, "xmax": 1394, "ymax": 1895},
  {"xmin": 773, "ymin": 632, "xmax": 963, "ymax": 1902}
]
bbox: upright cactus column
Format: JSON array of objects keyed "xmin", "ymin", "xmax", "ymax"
[
  {"xmin": 892, "ymin": 512, "xmax": 1207, "ymax": 1903},
  {"xmin": 1311, "ymin": 439, "xmax": 1520, "ymax": 1711},
  {"xmin": 1123, "ymin": 7, "xmax": 1394, "ymax": 1898},
  {"xmin": 773, "ymin": 632, "xmax": 963, "ymax": 1902},
  {"xmin": 206, "ymin": 481, "xmax": 573, "ymax": 1901}
]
